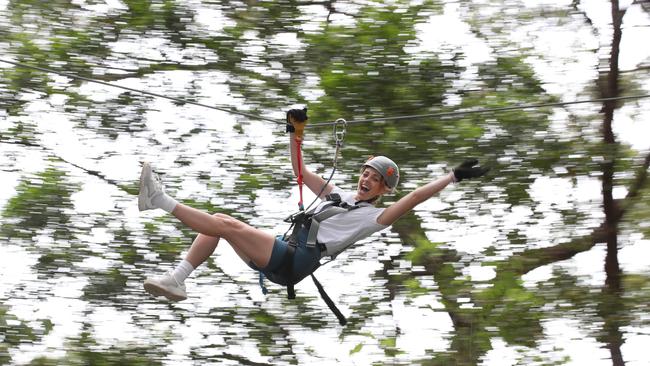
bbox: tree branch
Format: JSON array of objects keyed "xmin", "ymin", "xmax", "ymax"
[{"xmin": 501, "ymin": 149, "xmax": 649, "ymax": 276}]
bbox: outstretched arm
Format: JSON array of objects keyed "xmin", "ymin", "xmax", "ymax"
[
  {"xmin": 377, "ymin": 173, "xmax": 454, "ymax": 225},
  {"xmin": 377, "ymin": 159, "xmax": 489, "ymax": 226},
  {"xmin": 287, "ymin": 108, "xmax": 334, "ymax": 199}
]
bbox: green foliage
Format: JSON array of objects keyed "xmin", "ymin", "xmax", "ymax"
[
  {"xmin": 622, "ymin": 171, "xmax": 650, "ymax": 239},
  {"xmin": 122, "ymin": 0, "xmax": 156, "ymax": 28},
  {"xmin": 0, "ymin": 305, "xmax": 39, "ymax": 346},
  {"xmin": 246, "ymin": 308, "xmax": 295, "ymax": 358},
  {"xmin": 479, "ymin": 56, "xmax": 545, "ymax": 93},
  {"xmin": 1, "ymin": 121, "xmax": 40, "ymax": 144},
  {"xmin": 404, "ymin": 277, "xmax": 429, "ymax": 296},
  {"xmin": 6, "ymin": 0, "xmax": 75, "ymax": 32},
  {"xmin": 622, "ymin": 274, "xmax": 650, "ymax": 316},
  {"xmin": 405, "ymin": 239, "xmax": 441, "ymax": 265},
  {"xmin": 109, "ymin": 225, "xmax": 146, "ymax": 265},
  {"xmin": 0, "ymin": 305, "xmax": 57, "ymax": 364},
  {"xmin": 379, "ymin": 336, "xmax": 402, "ymax": 357},
  {"xmin": 82, "ymin": 267, "xmax": 129, "ymax": 302},
  {"xmin": 305, "ymin": 4, "xmax": 458, "ymax": 128},
  {"xmin": 26, "ymin": 330, "xmax": 164, "ymax": 365},
  {"xmin": 490, "ymin": 287, "xmax": 544, "ymax": 347},
  {"xmin": 252, "ymin": 309, "xmax": 278, "ymax": 325},
  {"xmin": 1, "ymin": 166, "xmax": 78, "ymax": 240},
  {"xmin": 141, "ymin": 227, "xmax": 191, "ymax": 263},
  {"xmin": 1, "ymin": 38, "xmax": 55, "ymax": 96},
  {"xmin": 349, "ymin": 342, "xmax": 364, "ymax": 355}
]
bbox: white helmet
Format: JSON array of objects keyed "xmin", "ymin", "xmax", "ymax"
[{"xmin": 362, "ymin": 156, "xmax": 399, "ymax": 192}]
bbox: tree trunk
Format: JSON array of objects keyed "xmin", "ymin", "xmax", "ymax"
[{"xmin": 600, "ymin": 1, "xmax": 626, "ymax": 365}]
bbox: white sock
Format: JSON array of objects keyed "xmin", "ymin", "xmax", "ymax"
[
  {"xmin": 152, "ymin": 192, "xmax": 178, "ymax": 213},
  {"xmin": 171, "ymin": 259, "xmax": 194, "ymax": 283}
]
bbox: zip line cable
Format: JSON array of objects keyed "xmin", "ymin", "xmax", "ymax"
[
  {"xmin": 309, "ymin": 93, "xmax": 650, "ymax": 126},
  {"xmin": 3, "ymin": 58, "xmax": 650, "ymax": 128}
]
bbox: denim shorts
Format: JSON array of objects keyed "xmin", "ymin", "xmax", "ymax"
[{"xmin": 248, "ymin": 232, "xmax": 323, "ymax": 286}]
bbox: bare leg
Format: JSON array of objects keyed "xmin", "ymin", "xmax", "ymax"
[
  {"xmin": 184, "ymin": 234, "xmax": 220, "ymax": 269},
  {"xmin": 140, "ymin": 164, "xmax": 276, "ymax": 302},
  {"xmin": 172, "ymin": 203, "xmax": 275, "ymax": 268},
  {"xmin": 184, "ymin": 228, "xmax": 253, "ymax": 268},
  {"xmin": 171, "ymin": 203, "xmax": 228, "ymax": 237}
]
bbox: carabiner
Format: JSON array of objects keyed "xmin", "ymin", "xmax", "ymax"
[{"xmin": 333, "ymin": 118, "xmax": 347, "ymax": 146}]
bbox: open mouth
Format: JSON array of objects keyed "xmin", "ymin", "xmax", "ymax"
[{"xmin": 359, "ymin": 185, "xmax": 370, "ymax": 193}]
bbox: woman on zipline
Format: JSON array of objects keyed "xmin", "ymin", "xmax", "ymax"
[{"xmin": 138, "ymin": 108, "xmax": 488, "ymax": 302}]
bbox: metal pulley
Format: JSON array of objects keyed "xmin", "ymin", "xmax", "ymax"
[{"xmin": 333, "ymin": 118, "xmax": 347, "ymax": 146}]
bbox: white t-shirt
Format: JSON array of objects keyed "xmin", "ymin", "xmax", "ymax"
[{"xmin": 314, "ymin": 186, "xmax": 388, "ymax": 256}]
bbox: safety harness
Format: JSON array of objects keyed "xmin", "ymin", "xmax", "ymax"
[
  {"xmin": 281, "ymin": 193, "xmax": 362, "ymax": 325},
  {"xmin": 258, "ymin": 118, "xmax": 352, "ymax": 325}
]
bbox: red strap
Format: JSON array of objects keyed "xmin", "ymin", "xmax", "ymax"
[{"xmin": 295, "ymin": 137, "xmax": 305, "ymax": 210}]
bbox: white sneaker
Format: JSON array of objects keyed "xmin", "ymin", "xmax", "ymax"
[
  {"xmin": 138, "ymin": 162, "xmax": 164, "ymax": 211},
  {"xmin": 143, "ymin": 271, "xmax": 187, "ymax": 301}
]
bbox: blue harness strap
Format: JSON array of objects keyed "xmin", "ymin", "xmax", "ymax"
[{"xmin": 258, "ymin": 271, "xmax": 268, "ymax": 295}]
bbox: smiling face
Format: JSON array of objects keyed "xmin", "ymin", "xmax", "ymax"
[{"xmin": 355, "ymin": 166, "xmax": 391, "ymax": 202}]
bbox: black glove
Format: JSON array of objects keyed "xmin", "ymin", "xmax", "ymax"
[
  {"xmin": 453, "ymin": 159, "xmax": 489, "ymax": 182},
  {"xmin": 286, "ymin": 108, "xmax": 308, "ymax": 133}
]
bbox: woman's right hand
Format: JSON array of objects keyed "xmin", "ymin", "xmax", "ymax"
[{"xmin": 286, "ymin": 108, "xmax": 308, "ymax": 140}]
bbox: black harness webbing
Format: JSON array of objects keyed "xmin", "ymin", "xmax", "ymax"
[
  {"xmin": 284, "ymin": 243, "xmax": 297, "ymax": 300},
  {"xmin": 271, "ymin": 242, "xmax": 345, "ymax": 324},
  {"xmin": 260, "ymin": 193, "xmax": 363, "ymax": 325},
  {"xmin": 311, "ymin": 274, "xmax": 346, "ymax": 325}
]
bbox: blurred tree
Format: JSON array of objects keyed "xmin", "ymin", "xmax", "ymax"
[{"xmin": 0, "ymin": 0, "xmax": 649, "ymax": 364}]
